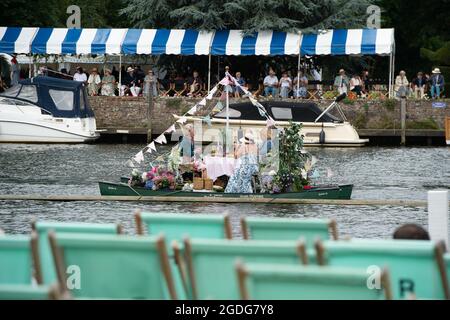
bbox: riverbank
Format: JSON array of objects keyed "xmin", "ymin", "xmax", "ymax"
[{"xmin": 89, "ymin": 96, "xmax": 449, "ymax": 146}]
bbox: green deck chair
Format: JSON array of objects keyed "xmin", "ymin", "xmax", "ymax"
[
  {"xmin": 241, "ymin": 217, "xmax": 338, "ymax": 247},
  {"xmin": 183, "ymin": 238, "xmax": 307, "ymax": 299},
  {"xmin": 316, "ymin": 239, "xmax": 450, "ymax": 300},
  {"xmin": 135, "ymin": 212, "xmax": 233, "ymax": 242},
  {"xmin": 236, "ymin": 262, "xmax": 392, "ymax": 300},
  {"xmin": 32, "ymin": 220, "xmax": 121, "ymax": 285},
  {"xmin": 49, "ymin": 233, "xmax": 176, "ymax": 299},
  {"xmin": 135, "ymin": 211, "xmax": 233, "ymax": 299},
  {"xmin": 0, "ymin": 235, "xmax": 36, "ymax": 284},
  {"xmin": 0, "ymin": 284, "xmax": 69, "ymax": 300}
]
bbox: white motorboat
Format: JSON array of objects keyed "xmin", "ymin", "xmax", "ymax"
[
  {"xmin": 0, "ymin": 76, "xmax": 99, "ymax": 143},
  {"xmin": 178, "ymin": 95, "xmax": 369, "ymax": 147}
]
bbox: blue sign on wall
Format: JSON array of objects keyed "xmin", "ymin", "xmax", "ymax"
[{"xmin": 432, "ymin": 102, "xmax": 447, "ymax": 108}]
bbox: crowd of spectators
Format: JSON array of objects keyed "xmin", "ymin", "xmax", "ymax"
[
  {"xmin": 393, "ymin": 68, "xmax": 445, "ymax": 99},
  {"xmin": 1, "ymin": 61, "xmax": 446, "ymax": 100}
]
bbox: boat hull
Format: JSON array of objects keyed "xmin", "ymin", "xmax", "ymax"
[
  {"xmin": 99, "ymin": 181, "xmax": 353, "ymax": 200},
  {"xmin": 0, "ymin": 119, "xmax": 99, "ymax": 143}
]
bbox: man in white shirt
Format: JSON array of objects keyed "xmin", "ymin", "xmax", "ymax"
[
  {"xmin": 263, "ymin": 69, "xmax": 279, "ymax": 97},
  {"xmin": 73, "ymin": 67, "xmax": 87, "ymax": 83}
]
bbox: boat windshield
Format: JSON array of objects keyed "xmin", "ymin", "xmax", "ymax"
[{"xmin": 1, "ymin": 84, "xmax": 22, "ymax": 98}]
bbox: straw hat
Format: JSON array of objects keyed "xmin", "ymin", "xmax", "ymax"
[
  {"xmin": 127, "ymin": 67, "xmax": 134, "ymax": 72},
  {"xmin": 239, "ymin": 132, "xmax": 255, "ymax": 144},
  {"xmin": 432, "ymin": 68, "xmax": 441, "ymax": 74},
  {"xmin": 339, "ymin": 69, "xmax": 345, "ymax": 74}
]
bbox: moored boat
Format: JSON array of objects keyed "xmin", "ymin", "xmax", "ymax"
[
  {"xmin": 0, "ymin": 76, "xmax": 99, "ymax": 143},
  {"xmin": 99, "ymin": 180, "xmax": 353, "ymax": 200}
]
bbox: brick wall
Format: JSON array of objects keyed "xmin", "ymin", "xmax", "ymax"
[{"xmin": 89, "ymin": 96, "xmax": 450, "ymax": 134}]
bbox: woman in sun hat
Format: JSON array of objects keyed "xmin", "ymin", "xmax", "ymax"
[
  {"xmin": 225, "ymin": 132, "xmax": 259, "ymax": 193},
  {"xmin": 101, "ymin": 68, "xmax": 116, "ymax": 96},
  {"xmin": 430, "ymin": 68, "xmax": 445, "ymax": 99}
]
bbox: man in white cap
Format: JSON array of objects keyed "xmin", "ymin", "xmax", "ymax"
[{"xmin": 430, "ymin": 68, "xmax": 445, "ymax": 99}]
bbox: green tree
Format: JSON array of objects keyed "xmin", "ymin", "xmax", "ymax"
[{"xmin": 121, "ymin": 0, "xmax": 374, "ymax": 33}]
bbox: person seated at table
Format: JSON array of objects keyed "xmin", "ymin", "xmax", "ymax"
[
  {"xmin": 411, "ymin": 72, "xmax": 426, "ymax": 99},
  {"xmin": 233, "ymin": 71, "xmax": 246, "ymax": 97},
  {"xmin": 394, "ymin": 70, "xmax": 409, "ymax": 99},
  {"xmin": 187, "ymin": 71, "xmax": 203, "ymax": 97},
  {"xmin": 350, "ymin": 74, "xmax": 363, "ymax": 97},
  {"xmin": 263, "ymin": 69, "xmax": 279, "ymax": 97},
  {"xmin": 279, "ymin": 71, "xmax": 292, "ymax": 98},
  {"xmin": 258, "ymin": 128, "xmax": 274, "ymax": 161},
  {"xmin": 225, "ymin": 132, "xmax": 259, "ymax": 194},
  {"xmin": 293, "ymin": 71, "xmax": 308, "ymax": 98}
]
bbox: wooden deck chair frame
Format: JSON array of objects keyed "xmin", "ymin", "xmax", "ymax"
[
  {"xmin": 174, "ymin": 81, "xmax": 187, "ymax": 97},
  {"xmin": 240, "ymin": 217, "xmax": 338, "ymax": 241},
  {"xmin": 315, "ymin": 239, "xmax": 450, "ymax": 300},
  {"xmin": 134, "ymin": 210, "xmax": 233, "ymax": 240},
  {"xmin": 183, "ymin": 238, "xmax": 307, "ymax": 300},
  {"xmin": 48, "ymin": 232, "xmax": 177, "ymax": 300},
  {"xmin": 236, "ymin": 261, "xmax": 393, "ymax": 300}
]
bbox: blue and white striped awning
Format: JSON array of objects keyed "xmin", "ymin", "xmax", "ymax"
[{"xmin": 0, "ymin": 27, "xmax": 394, "ymax": 56}]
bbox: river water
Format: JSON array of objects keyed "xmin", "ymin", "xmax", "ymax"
[{"xmin": 0, "ymin": 144, "xmax": 448, "ymax": 239}]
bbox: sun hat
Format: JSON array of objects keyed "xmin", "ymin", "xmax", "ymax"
[
  {"xmin": 239, "ymin": 132, "xmax": 255, "ymax": 144},
  {"xmin": 127, "ymin": 67, "xmax": 134, "ymax": 72},
  {"xmin": 432, "ymin": 68, "xmax": 441, "ymax": 74}
]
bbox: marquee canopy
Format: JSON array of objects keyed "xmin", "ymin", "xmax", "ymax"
[{"xmin": 0, "ymin": 27, "xmax": 395, "ymax": 56}]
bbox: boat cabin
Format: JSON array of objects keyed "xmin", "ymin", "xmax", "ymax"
[
  {"xmin": 0, "ymin": 76, "xmax": 95, "ymax": 119},
  {"xmin": 213, "ymin": 101, "xmax": 342, "ymax": 123}
]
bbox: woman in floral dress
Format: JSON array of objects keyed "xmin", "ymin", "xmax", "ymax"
[
  {"xmin": 225, "ymin": 133, "xmax": 259, "ymax": 194},
  {"xmin": 101, "ymin": 69, "xmax": 116, "ymax": 96}
]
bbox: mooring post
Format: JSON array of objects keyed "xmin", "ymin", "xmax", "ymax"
[
  {"xmin": 400, "ymin": 96, "xmax": 406, "ymax": 145},
  {"xmin": 147, "ymin": 85, "xmax": 153, "ymax": 143},
  {"xmin": 428, "ymin": 190, "xmax": 449, "ymax": 248}
]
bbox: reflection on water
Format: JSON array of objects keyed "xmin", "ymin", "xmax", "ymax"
[{"xmin": 0, "ymin": 143, "xmax": 448, "ymax": 238}]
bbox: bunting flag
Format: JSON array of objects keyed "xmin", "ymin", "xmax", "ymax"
[
  {"xmin": 125, "ymin": 160, "xmax": 135, "ymax": 168},
  {"xmin": 266, "ymin": 116, "xmax": 276, "ymax": 128},
  {"xmin": 147, "ymin": 141, "xmax": 157, "ymax": 152},
  {"xmin": 154, "ymin": 134, "xmax": 167, "ymax": 144},
  {"xmin": 206, "ymin": 86, "xmax": 218, "ymax": 99},
  {"xmin": 176, "ymin": 116, "xmax": 187, "ymax": 124},
  {"xmin": 202, "ymin": 115, "xmax": 212, "ymax": 127},
  {"xmin": 219, "ymin": 77, "xmax": 231, "ymax": 86},
  {"xmin": 133, "ymin": 150, "xmax": 144, "ymax": 164},
  {"xmin": 164, "ymin": 125, "xmax": 176, "ymax": 133},
  {"xmin": 155, "ymin": 155, "xmax": 165, "ymax": 162},
  {"xmin": 187, "ymin": 105, "xmax": 197, "ymax": 115}
]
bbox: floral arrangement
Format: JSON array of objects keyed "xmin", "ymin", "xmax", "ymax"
[{"xmin": 128, "ymin": 166, "xmax": 177, "ymax": 191}]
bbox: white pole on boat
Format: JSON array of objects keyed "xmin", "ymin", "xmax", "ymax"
[
  {"xmin": 208, "ymin": 53, "xmax": 211, "ymax": 93},
  {"xmin": 118, "ymin": 54, "xmax": 122, "ymax": 96},
  {"xmin": 388, "ymin": 52, "xmax": 393, "ymax": 98},
  {"xmin": 428, "ymin": 190, "xmax": 449, "ymax": 248},
  {"xmin": 226, "ymin": 72, "xmax": 230, "ymax": 154},
  {"xmin": 296, "ymin": 54, "xmax": 301, "ymax": 99}
]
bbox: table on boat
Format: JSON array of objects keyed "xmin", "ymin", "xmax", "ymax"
[{"xmin": 203, "ymin": 156, "xmax": 237, "ymax": 181}]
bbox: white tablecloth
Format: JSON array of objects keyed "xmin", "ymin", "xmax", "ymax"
[{"xmin": 203, "ymin": 156, "xmax": 237, "ymax": 181}]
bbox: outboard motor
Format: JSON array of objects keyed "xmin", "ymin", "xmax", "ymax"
[{"xmin": 319, "ymin": 122, "xmax": 325, "ymax": 144}]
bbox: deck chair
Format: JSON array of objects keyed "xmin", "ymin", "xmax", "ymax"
[
  {"xmin": 183, "ymin": 238, "xmax": 306, "ymax": 299},
  {"xmin": 0, "ymin": 283, "xmax": 70, "ymax": 300},
  {"xmin": 0, "ymin": 235, "xmax": 36, "ymax": 284},
  {"xmin": 32, "ymin": 220, "xmax": 121, "ymax": 285},
  {"xmin": 174, "ymin": 79, "xmax": 187, "ymax": 96},
  {"xmin": 49, "ymin": 233, "xmax": 176, "ymax": 299},
  {"xmin": 316, "ymin": 239, "xmax": 450, "ymax": 300},
  {"xmin": 237, "ymin": 262, "xmax": 392, "ymax": 300},
  {"xmin": 135, "ymin": 212, "xmax": 232, "ymax": 242},
  {"xmin": 241, "ymin": 217, "xmax": 338, "ymax": 247},
  {"xmin": 135, "ymin": 212, "xmax": 232, "ymax": 299}
]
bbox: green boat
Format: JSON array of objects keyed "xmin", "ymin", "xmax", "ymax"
[{"xmin": 98, "ymin": 180, "xmax": 353, "ymax": 201}]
